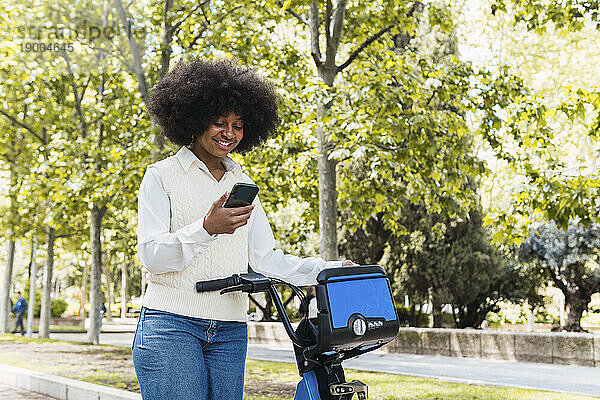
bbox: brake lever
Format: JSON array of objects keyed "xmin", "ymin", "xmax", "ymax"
[
  {"xmin": 220, "ymin": 284, "xmax": 247, "ymax": 294},
  {"xmin": 217, "ymin": 274, "xmax": 271, "ymax": 295}
]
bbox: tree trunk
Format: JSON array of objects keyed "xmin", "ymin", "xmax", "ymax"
[
  {"xmin": 307, "ymin": 0, "xmax": 347, "ymax": 261},
  {"xmin": 409, "ymin": 303, "xmax": 416, "ymax": 327},
  {"xmin": 304, "ymin": 0, "xmax": 402, "ymax": 261},
  {"xmin": 0, "ymin": 167, "xmax": 18, "ymax": 333},
  {"xmin": 262, "ymin": 292, "xmax": 275, "ymax": 321},
  {"xmin": 113, "ymin": 0, "xmax": 165, "ymax": 151},
  {"xmin": 80, "ymin": 259, "xmax": 88, "ymax": 320},
  {"xmin": 415, "ymin": 306, "xmax": 423, "ymax": 328},
  {"xmin": 113, "ymin": 0, "xmax": 149, "ymax": 105},
  {"xmin": 563, "ymin": 292, "xmax": 590, "ymax": 332},
  {"xmin": 120, "ymin": 264, "xmax": 128, "ymax": 319},
  {"xmin": 0, "ymin": 237, "xmax": 16, "ymax": 333},
  {"xmin": 431, "ymin": 295, "xmax": 443, "ymax": 328},
  {"xmin": 39, "ymin": 225, "xmax": 55, "ymax": 338},
  {"xmin": 87, "ymin": 204, "xmax": 107, "ymax": 344},
  {"xmin": 103, "ymin": 257, "xmax": 113, "ymax": 322},
  {"xmin": 26, "ymin": 234, "xmax": 39, "ymax": 337},
  {"xmin": 159, "ymin": 0, "xmax": 174, "ymax": 80},
  {"xmin": 316, "ymin": 65, "xmax": 339, "ymax": 261},
  {"xmin": 316, "ymin": 100, "xmax": 339, "ymax": 260}
]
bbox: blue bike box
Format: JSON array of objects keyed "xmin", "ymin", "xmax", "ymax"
[{"xmin": 314, "ymin": 265, "xmax": 399, "ymax": 354}]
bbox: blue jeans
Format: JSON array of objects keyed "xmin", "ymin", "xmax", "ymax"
[
  {"xmin": 132, "ymin": 307, "xmax": 248, "ymax": 400},
  {"xmin": 12, "ymin": 312, "xmax": 25, "ymax": 335}
]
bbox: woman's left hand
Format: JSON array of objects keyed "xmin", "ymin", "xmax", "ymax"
[{"xmin": 342, "ymin": 259, "xmax": 359, "ymax": 267}]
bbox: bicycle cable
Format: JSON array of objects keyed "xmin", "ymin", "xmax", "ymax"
[{"xmin": 270, "ymin": 278, "xmax": 309, "ymax": 319}]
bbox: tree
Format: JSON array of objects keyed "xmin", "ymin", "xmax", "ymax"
[
  {"xmin": 0, "ymin": 50, "xmax": 67, "ymax": 334},
  {"xmin": 275, "ymin": 1, "xmax": 458, "ymax": 259},
  {"xmin": 339, "ymin": 212, "xmax": 390, "ymax": 266},
  {"xmin": 109, "ymin": 0, "xmax": 532, "ymax": 272},
  {"xmin": 388, "ymin": 201, "xmax": 537, "ymax": 328},
  {"xmin": 226, "ymin": 2, "xmax": 531, "ymax": 261},
  {"xmin": 1, "ymin": 0, "xmax": 209, "ymax": 340},
  {"xmin": 0, "ymin": 0, "xmax": 157, "ymax": 342},
  {"xmin": 483, "ymin": 0, "xmax": 600, "ymax": 241},
  {"xmin": 493, "ymin": 0, "xmax": 600, "ymax": 32},
  {"xmin": 519, "ymin": 220, "xmax": 600, "ymax": 332},
  {"xmin": 1, "ymin": 0, "xmax": 569, "ymax": 335}
]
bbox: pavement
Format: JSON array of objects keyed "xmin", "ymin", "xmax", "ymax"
[
  {"xmin": 46, "ymin": 331, "xmax": 600, "ymax": 398},
  {"xmin": 0, "ymin": 382, "xmax": 56, "ymax": 399},
  {"xmin": 0, "ymin": 363, "xmax": 140, "ymax": 400},
  {"xmin": 248, "ymin": 343, "xmax": 600, "ymax": 397}
]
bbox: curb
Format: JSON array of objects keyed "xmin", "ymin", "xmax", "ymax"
[{"xmin": 0, "ymin": 364, "xmax": 141, "ymax": 400}]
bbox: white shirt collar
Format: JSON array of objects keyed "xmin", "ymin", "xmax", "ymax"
[{"xmin": 175, "ymin": 146, "xmax": 239, "ymax": 173}]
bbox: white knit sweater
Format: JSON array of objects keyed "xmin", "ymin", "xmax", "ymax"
[{"xmin": 141, "ymin": 154, "xmax": 252, "ymax": 321}]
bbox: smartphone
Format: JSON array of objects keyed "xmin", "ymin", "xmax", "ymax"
[{"xmin": 223, "ymin": 182, "xmax": 259, "ymax": 208}]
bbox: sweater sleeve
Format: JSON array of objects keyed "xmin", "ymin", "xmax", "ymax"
[
  {"xmin": 248, "ymin": 196, "xmax": 342, "ymax": 286},
  {"xmin": 136, "ymin": 167, "xmax": 218, "ymax": 274}
]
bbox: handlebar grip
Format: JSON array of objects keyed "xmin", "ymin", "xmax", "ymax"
[{"xmin": 195, "ymin": 276, "xmax": 239, "ymax": 293}]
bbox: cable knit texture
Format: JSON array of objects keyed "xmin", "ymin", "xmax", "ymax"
[{"xmin": 142, "ymin": 154, "xmax": 251, "ymax": 321}]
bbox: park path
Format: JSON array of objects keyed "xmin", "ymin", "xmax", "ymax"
[
  {"xmin": 49, "ymin": 332, "xmax": 600, "ymax": 397},
  {"xmin": 0, "ymin": 382, "xmax": 57, "ymax": 399}
]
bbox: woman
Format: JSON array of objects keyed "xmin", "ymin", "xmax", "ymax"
[{"xmin": 133, "ymin": 58, "xmax": 353, "ymax": 400}]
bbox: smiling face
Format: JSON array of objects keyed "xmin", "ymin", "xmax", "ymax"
[{"xmin": 192, "ymin": 112, "xmax": 244, "ymax": 166}]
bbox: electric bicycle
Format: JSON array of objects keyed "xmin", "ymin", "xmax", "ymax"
[{"xmin": 196, "ymin": 265, "xmax": 400, "ymax": 400}]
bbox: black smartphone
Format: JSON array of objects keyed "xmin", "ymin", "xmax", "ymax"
[{"xmin": 223, "ymin": 182, "xmax": 259, "ymax": 208}]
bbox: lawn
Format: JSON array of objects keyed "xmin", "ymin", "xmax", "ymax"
[{"xmin": 0, "ymin": 335, "xmax": 595, "ymax": 399}]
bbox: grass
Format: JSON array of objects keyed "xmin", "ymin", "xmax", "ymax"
[
  {"xmin": 243, "ymin": 359, "xmax": 597, "ymax": 400},
  {"xmin": 0, "ymin": 334, "xmax": 139, "ymax": 391},
  {"xmin": 0, "ymin": 335, "xmax": 596, "ymax": 399}
]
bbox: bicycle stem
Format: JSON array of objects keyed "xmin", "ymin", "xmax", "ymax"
[{"xmin": 268, "ymin": 285, "xmax": 313, "ymax": 348}]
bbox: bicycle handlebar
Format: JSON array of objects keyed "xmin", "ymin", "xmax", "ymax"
[
  {"xmin": 195, "ymin": 273, "xmax": 313, "ymax": 348},
  {"xmin": 195, "ymin": 276, "xmax": 241, "ymax": 293}
]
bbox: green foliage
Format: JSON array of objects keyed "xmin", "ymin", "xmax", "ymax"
[
  {"xmin": 392, "ymin": 203, "xmax": 539, "ymax": 328},
  {"xmin": 486, "ymin": 301, "xmax": 530, "ymax": 327},
  {"xmin": 50, "ymin": 298, "xmax": 69, "ymax": 318},
  {"xmin": 492, "ymin": 0, "xmax": 600, "ymax": 32},
  {"xmin": 3, "ymin": 0, "xmax": 595, "ymax": 326},
  {"xmin": 339, "ymin": 213, "xmax": 390, "ymax": 266},
  {"xmin": 20, "ymin": 289, "xmax": 68, "ymax": 318},
  {"xmin": 535, "ymin": 308, "xmax": 560, "ymax": 325},
  {"xmin": 484, "ymin": 1, "xmax": 600, "ymax": 244},
  {"xmin": 238, "ymin": 0, "xmax": 528, "ymax": 242},
  {"xmin": 395, "ymin": 306, "xmax": 430, "ymax": 328},
  {"xmin": 0, "ymin": 0, "xmax": 156, "ymax": 325}
]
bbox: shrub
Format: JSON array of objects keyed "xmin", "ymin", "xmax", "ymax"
[
  {"xmin": 535, "ymin": 308, "xmax": 559, "ymax": 324},
  {"xmin": 440, "ymin": 311, "xmax": 456, "ymax": 327},
  {"xmin": 28, "ymin": 297, "xmax": 68, "ymax": 318},
  {"xmin": 51, "ymin": 298, "xmax": 68, "ymax": 318},
  {"xmin": 396, "ymin": 306, "xmax": 430, "ymax": 327}
]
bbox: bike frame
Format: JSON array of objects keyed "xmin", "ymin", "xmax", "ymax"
[
  {"xmin": 294, "ymin": 370, "xmax": 321, "ymax": 400},
  {"xmin": 196, "ymin": 266, "xmax": 398, "ymax": 400}
]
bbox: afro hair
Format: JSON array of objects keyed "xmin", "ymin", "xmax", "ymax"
[{"xmin": 147, "ymin": 58, "xmax": 281, "ymax": 153}]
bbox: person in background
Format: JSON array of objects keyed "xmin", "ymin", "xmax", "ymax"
[{"xmin": 11, "ymin": 291, "xmax": 27, "ymax": 336}]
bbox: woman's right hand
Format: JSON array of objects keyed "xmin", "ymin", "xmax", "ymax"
[{"xmin": 203, "ymin": 192, "xmax": 254, "ymax": 235}]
